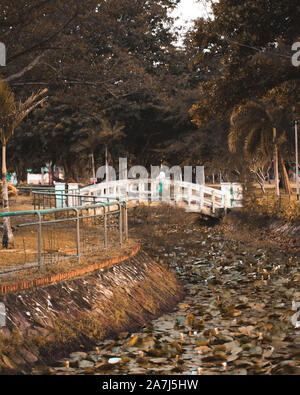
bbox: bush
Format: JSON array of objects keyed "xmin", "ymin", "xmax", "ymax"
[
  {"xmin": 0, "ymin": 182, "xmax": 18, "ymax": 199},
  {"xmin": 245, "ymin": 194, "xmax": 300, "ymax": 223}
]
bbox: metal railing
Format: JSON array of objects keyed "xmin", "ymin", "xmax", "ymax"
[
  {"xmin": 17, "ymin": 186, "xmax": 56, "ymax": 195},
  {"xmin": 0, "ymin": 200, "xmax": 128, "ymax": 276},
  {"xmin": 32, "ymin": 191, "xmax": 110, "ymax": 210}
]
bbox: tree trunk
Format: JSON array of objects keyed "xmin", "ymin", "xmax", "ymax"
[
  {"xmin": 2, "ymin": 144, "xmax": 14, "ymax": 248},
  {"xmin": 279, "ymin": 153, "xmax": 292, "ymax": 195},
  {"xmin": 91, "ymin": 152, "xmax": 95, "ymax": 180},
  {"xmin": 273, "ymin": 128, "xmax": 280, "ymax": 196},
  {"xmin": 258, "ymin": 179, "xmax": 265, "ymax": 195},
  {"xmin": 105, "ymin": 144, "xmax": 109, "ymax": 182},
  {"xmin": 48, "ymin": 162, "xmax": 53, "ymax": 186}
]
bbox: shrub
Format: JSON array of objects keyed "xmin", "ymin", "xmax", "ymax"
[{"xmin": 245, "ymin": 194, "xmax": 300, "ymax": 223}]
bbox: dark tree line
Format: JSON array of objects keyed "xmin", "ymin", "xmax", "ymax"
[{"xmin": 1, "ymin": 0, "xmax": 299, "ymax": 189}]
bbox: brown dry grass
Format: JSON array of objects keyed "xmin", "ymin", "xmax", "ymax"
[
  {"xmin": 0, "ymin": 239, "xmax": 138, "ymax": 287},
  {"xmin": 0, "ymin": 194, "xmax": 135, "ymax": 285}
]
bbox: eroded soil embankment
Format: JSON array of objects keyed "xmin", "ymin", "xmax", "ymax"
[
  {"xmin": 220, "ymin": 209, "xmax": 300, "ymax": 253},
  {"xmin": 0, "ymin": 249, "xmax": 184, "ymax": 374}
]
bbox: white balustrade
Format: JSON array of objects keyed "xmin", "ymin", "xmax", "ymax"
[{"xmin": 80, "ymin": 178, "xmax": 232, "ymax": 215}]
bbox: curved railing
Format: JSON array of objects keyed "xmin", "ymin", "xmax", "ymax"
[{"xmin": 80, "ymin": 178, "xmax": 230, "ymax": 215}]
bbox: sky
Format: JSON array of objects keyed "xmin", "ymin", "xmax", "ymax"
[
  {"xmin": 171, "ymin": 0, "xmax": 211, "ymax": 27},
  {"xmin": 170, "ymin": 0, "xmax": 212, "ymax": 43}
]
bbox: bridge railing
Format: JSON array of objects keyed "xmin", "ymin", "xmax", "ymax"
[{"xmin": 80, "ymin": 179, "xmax": 229, "ymax": 214}]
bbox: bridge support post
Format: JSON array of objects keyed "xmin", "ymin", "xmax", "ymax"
[
  {"xmin": 199, "ymin": 187, "xmax": 204, "ymax": 211},
  {"xmin": 187, "ymin": 187, "xmax": 192, "ymax": 208},
  {"xmin": 212, "ymin": 191, "xmax": 216, "ymax": 214}
]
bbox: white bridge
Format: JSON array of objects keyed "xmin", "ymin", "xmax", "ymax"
[{"xmin": 80, "ymin": 179, "xmax": 237, "ymax": 217}]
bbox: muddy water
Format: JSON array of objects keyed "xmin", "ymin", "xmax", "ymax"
[{"xmin": 33, "ymin": 219, "xmax": 300, "ymax": 375}]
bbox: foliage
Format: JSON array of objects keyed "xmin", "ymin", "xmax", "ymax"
[
  {"xmin": 0, "ymin": 79, "xmax": 47, "ymax": 145},
  {"xmin": 188, "ymin": 0, "xmax": 299, "ymax": 185},
  {"xmin": 1, "ymin": 0, "xmax": 203, "ymax": 177},
  {"xmin": 0, "ymin": 78, "xmax": 47, "ymax": 247},
  {"xmin": 229, "ymin": 99, "xmax": 293, "ymax": 193},
  {"xmin": 189, "ymin": 0, "xmax": 300, "ymax": 127},
  {"xmin": 0, "ymin": 181, "xmax": 18, "ymax": 199},
  {"xmin": 245, "ymin": 194, "xmax": 300, "ymax": 223}
]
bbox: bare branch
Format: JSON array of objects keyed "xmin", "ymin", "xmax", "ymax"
[
  {"xmin": 3, "ymin": 52, "xmax": 48, "ymax": 83},
  {"xmin": 7, "ymin": 12, "xmax": 78, "ymax": 63}
]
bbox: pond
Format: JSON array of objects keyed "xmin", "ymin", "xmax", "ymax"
[{"xmin": 33, "ymin": 211, "xmax": 300, "ymax": 375}]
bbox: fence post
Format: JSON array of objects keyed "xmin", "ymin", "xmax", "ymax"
[
  {"xmin": 104, "ymin": 206, "xmax": 107, "ymax": 249},
  {"xmin": 73, "ymin": 208, "xmax": 80, "ymax": 263},
  {"xmin": 119, "ymin": 203, "xmax": 123, "ymax": 247},
  {"xmin": 36, "ymin": 212, "xmax": 42, "ymax": 269},
  {"xmin": 93, "ymin": 196, "xmax": 97, "ymax": 225},
  {"xmin": 123, "ymin": 202, "xmax": 128, "ymax": 240}
]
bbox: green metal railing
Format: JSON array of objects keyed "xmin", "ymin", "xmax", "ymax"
[
  {"xmin": 17, "ymin": 186, "xmax": 56, "ymax": 195},
  {"xmin": 31, "ymin": 191, "xmax": 112, "ymax": 210},
  {"xmin": 0, "ymin": 199, "xmax": 128, "ymax": 276}
]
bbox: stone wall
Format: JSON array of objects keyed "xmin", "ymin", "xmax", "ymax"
[{"xmin": 0, "ymin": 249, "xmax": 184, "ymax": 374}]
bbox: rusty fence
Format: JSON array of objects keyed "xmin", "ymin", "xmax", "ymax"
[{"xmin": 0, "ymin": 199, "xmax": 128, "ymax": 277}]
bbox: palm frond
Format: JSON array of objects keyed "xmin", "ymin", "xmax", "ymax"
[
  {"xmin": 0, "ymin": 79, "xmax": 47, "ymax": 143},
  {"xmin": 229, "ymin": 99, "xmax": 274, "ymax": 159}
]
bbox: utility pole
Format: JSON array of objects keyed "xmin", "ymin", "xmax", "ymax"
[
  {"xmin": 273, "ymin": 128, "xmax": 279, "ymax": 196},
  {"xmin": 296, "ymin": 120, "xmax": 299, "ymax": 201}
]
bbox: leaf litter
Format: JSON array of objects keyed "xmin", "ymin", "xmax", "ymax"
[{"xmin": 36, "ymin": 208, "xmax": 300, "ymax": 375}]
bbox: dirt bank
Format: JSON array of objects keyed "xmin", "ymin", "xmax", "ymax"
[
  {"xmin": 0, "ymin": 248, "xmax": 184, "ymax": 374},
  {"xmin": 221, "ymin": 209, "xmax": 300, "ymax": 253}
]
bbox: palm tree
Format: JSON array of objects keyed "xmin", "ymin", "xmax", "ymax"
[
  {"xmin": 0, "ymin": 79, "xmax": 47, "ymax": 248},
  {"xmin": 95, "ymin": 118, "xmax": 125, "ymax": 182},
  {"xmin": 70, "ymin": 118, "xmax": 125, "ymax": 182},
  {"xmin": 229, "ymin": 100, "xmax": 291, "ymax": 195},
  {"xmin": 70, "ymin": 127, "xmax": 103, "ymax": 180}
]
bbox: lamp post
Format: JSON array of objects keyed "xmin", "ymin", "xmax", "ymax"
[{"xmin": 296, "ymin": 120, "xmax": 299, "ymax": 201}]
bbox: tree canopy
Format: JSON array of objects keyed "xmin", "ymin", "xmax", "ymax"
[{"xmin": 0, "ymin": 0, "xmax": 299, "ymax": 186}]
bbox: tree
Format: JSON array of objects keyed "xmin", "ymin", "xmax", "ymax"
[
  {"xmin": 229, "ymin": 100, "xmax": 292, "ymax": 195},
  {"xmin": 95, "ymin": 119, "xmax": 125, "ymax": 181},
  {"xmin": 0, "ymin": 78, "xmax": 47, "ymax": 248},
  {"xmin": 186, "ymin": 1, "xmax": 299, "ymax": 193},
  {"xmin": 2, "ymin": 0, "xmax": 192, "ymax": 175},
  {"xmin": 189, "ymin": 0, "xmax": 300, "ymax": 127},
  {"xmin": 248, "ymin": 153, "xmax": 272, "ymax": 194}
]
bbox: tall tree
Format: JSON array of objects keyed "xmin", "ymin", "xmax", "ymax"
[
  {"xmin": 3, "ymin": 0, "xmax": 196, "ymax": 176},
  {"xmin": 0, "ymin": 78, "xmax": 47, "ymax": 248},
  {"xmin": 189, "ymin": 0, "xmax": 300, "ymax": 127},
  {"xmin": 229, "ymin": 100, "xmax": 292, "ymax": 194}
]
